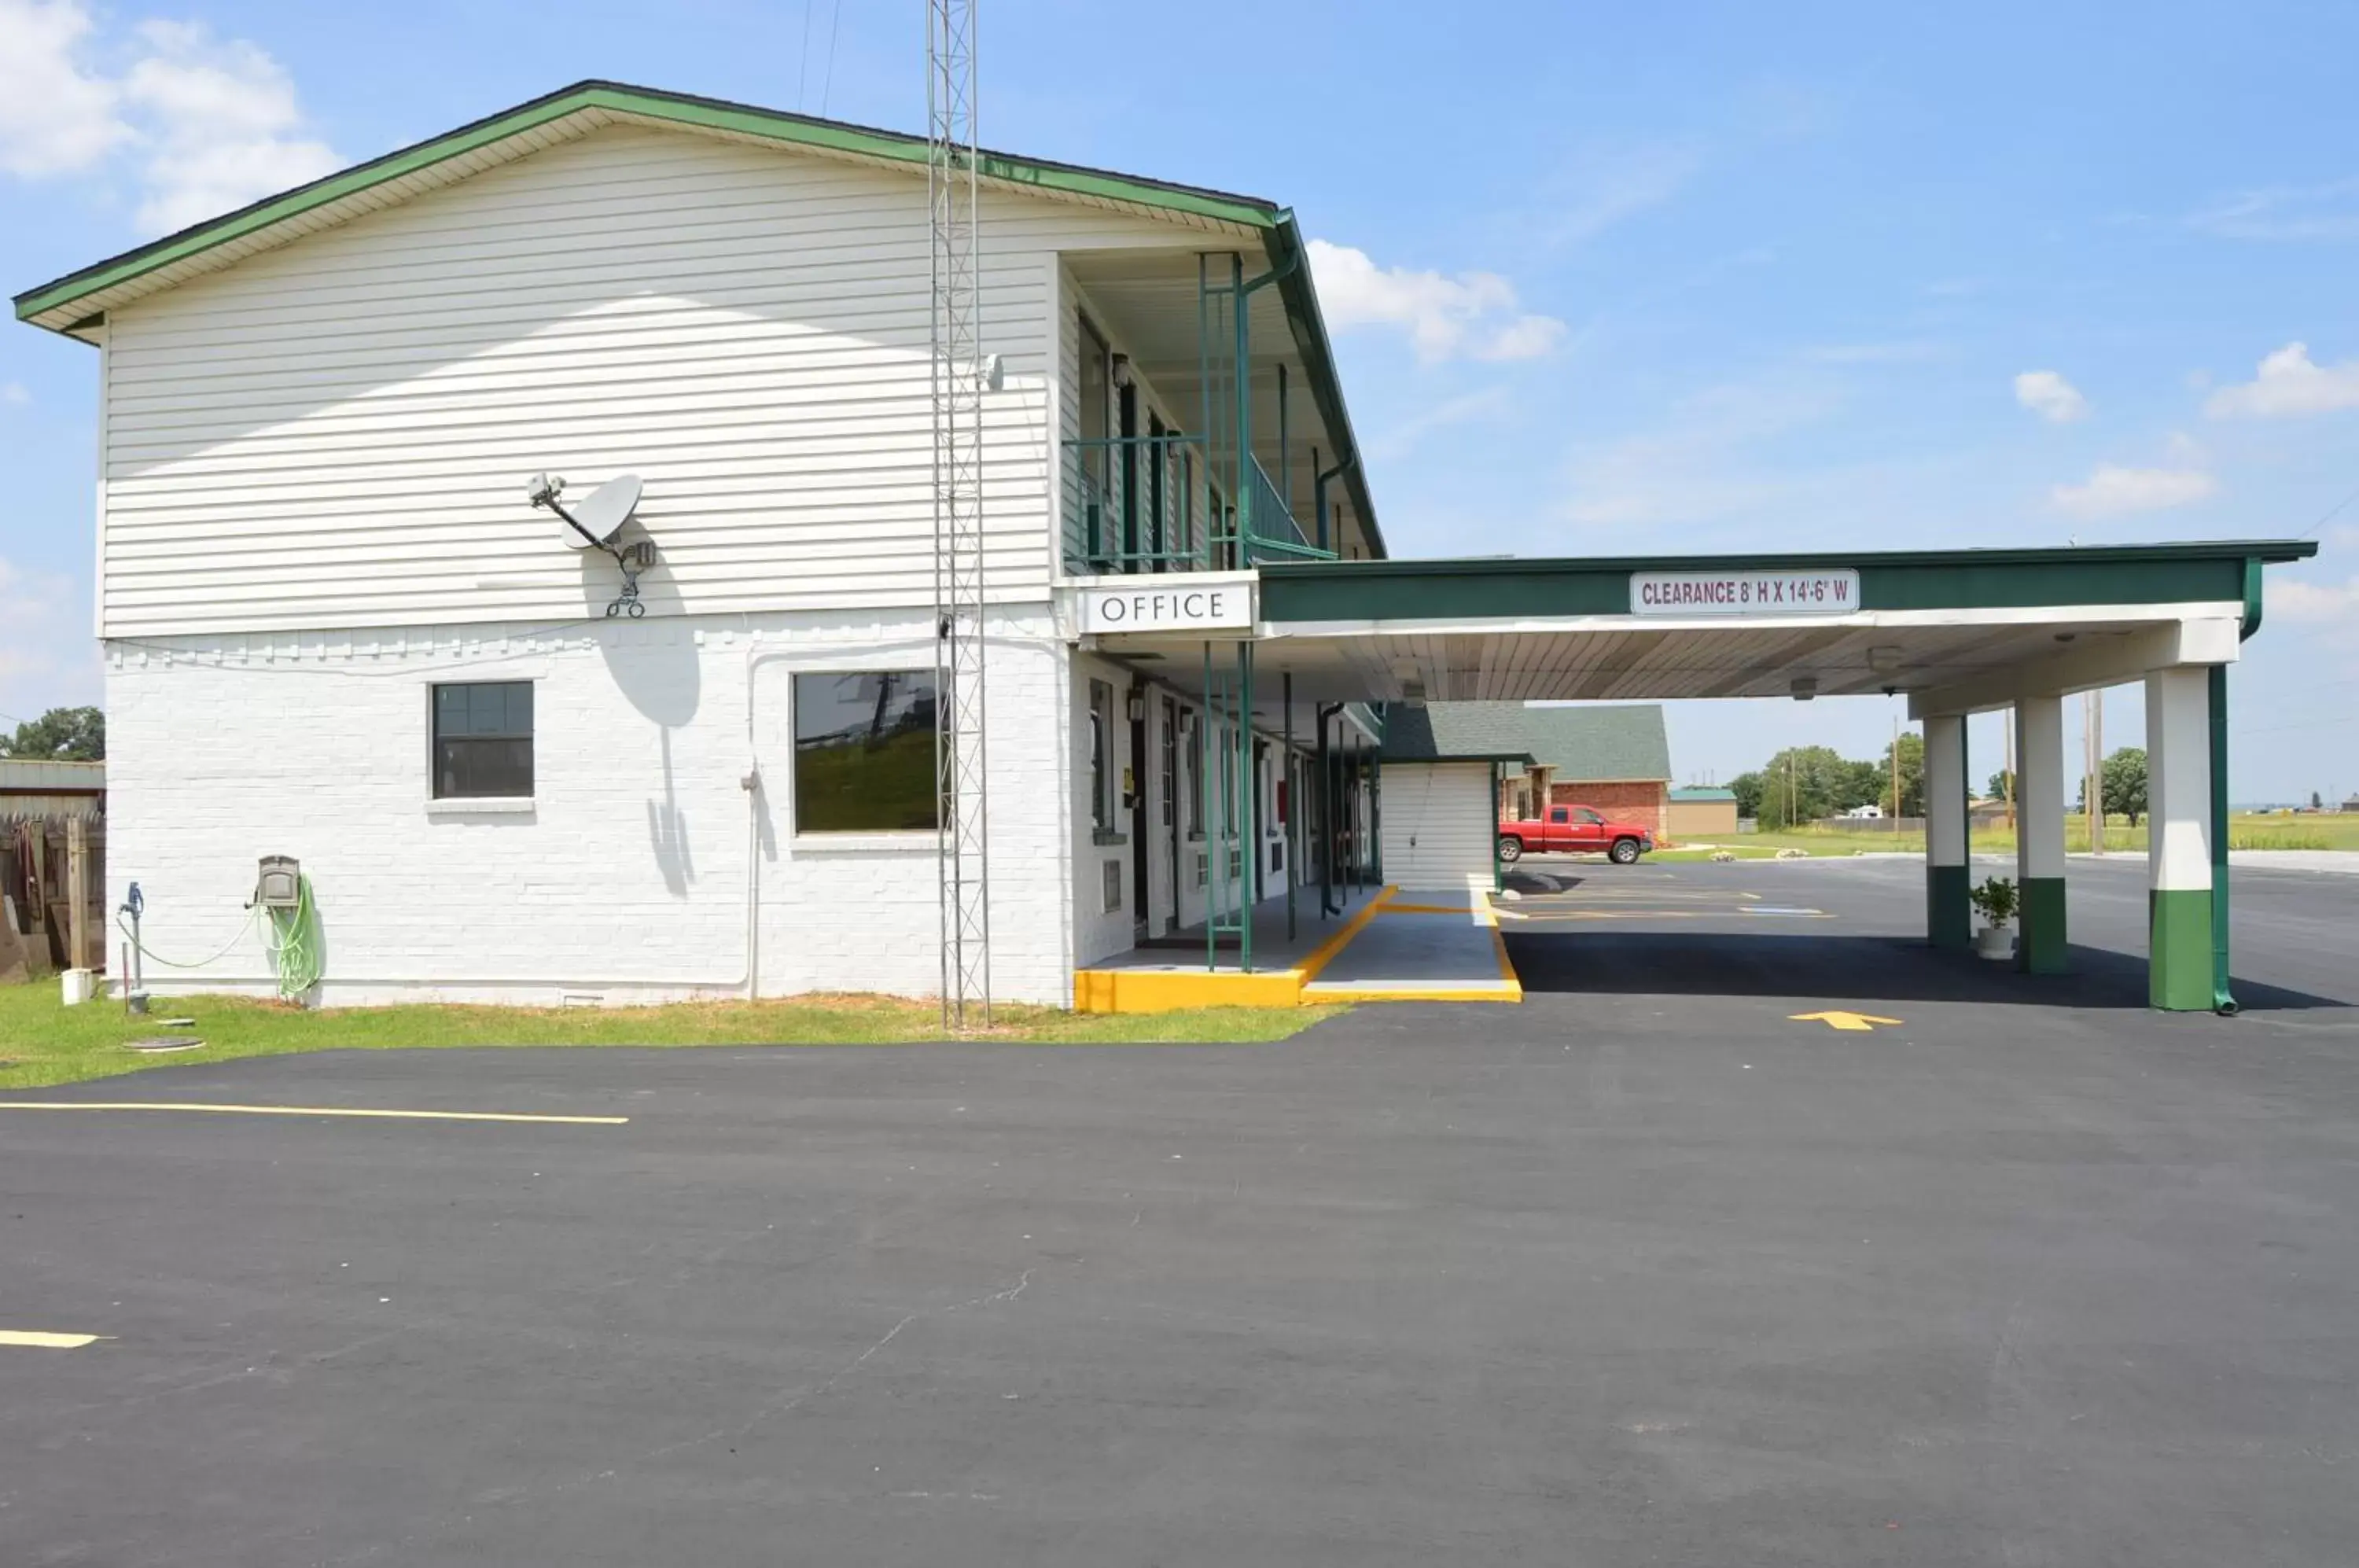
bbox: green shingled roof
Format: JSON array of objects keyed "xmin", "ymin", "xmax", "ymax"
[
  {"xmin": 1382, "ymin": 703, "xmax": 1671, "ymax": 782},
  {"xmin": 1669, "ymin": 786, "xmax": 1737, "ymax": 802}
]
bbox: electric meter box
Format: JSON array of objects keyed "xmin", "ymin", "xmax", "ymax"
[{"xmin": 255, "ymin": 856, "xmax": 302, "ymax": 910}]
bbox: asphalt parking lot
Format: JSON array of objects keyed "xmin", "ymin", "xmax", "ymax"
[{"xmin": 4, "ymin": 859, "xmax": 2355, "ymax": 1566}]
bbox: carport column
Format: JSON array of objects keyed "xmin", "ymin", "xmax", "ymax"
[
  {"xmin": 2145, "ymin": 666, "xmax": 2230, "ymax": 1011},
  {"xmin": 1923, "ymin": 712, "xmax": 1971, "ymax": 948},
  {"xmin": 2012, "ymin": 693, "xmax": 2068, "ymax": 974}
]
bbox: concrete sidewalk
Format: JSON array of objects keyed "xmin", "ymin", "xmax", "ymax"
[{"xmin": 1304, "ymin": 879, "xmax": 1522, "ymax": 1003}]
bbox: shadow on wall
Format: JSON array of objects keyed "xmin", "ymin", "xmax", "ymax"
[{"xmin": 587, "ymin": 595, "xmax": 702, "ymax": 897}]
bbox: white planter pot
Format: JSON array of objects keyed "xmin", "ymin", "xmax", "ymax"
[{"xmin": 1975, "ymin": 923, "xmax": 2015, "ymax": 962}]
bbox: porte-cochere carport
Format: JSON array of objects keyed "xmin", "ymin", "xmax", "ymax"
[{"xmin": 1080, "ymin": 539, "xmax": 2317, "ymax": 1012}]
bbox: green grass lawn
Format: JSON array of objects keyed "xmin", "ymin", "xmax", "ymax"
[
  {"xmin": 1657, "ymin": 812, "xmax": 2352, "ymax": 862},
  {"xmin": 0, "ymin": 985, "xmax": 1339, "ymax": 1092}
]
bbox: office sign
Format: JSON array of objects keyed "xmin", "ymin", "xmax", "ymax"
[
  {"xmin": 1080, "ymin": 580, "xmax": 1255, "ymax": 635},
  {"xmin": 1630, "ymin": 569, "xmax": 1861, "ymax": 617}
]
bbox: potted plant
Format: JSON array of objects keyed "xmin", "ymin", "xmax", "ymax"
[{"xmin": 1968, "ymin": 875, "xmax": 2019, "ymax": 961}]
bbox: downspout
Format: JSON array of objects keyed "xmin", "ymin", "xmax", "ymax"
[
  {"xmin": 1317, "ymin": 702, "xmax": 1342, "ymax": 915},
  {"xmin": 1283, "ymin": 671, "xmax": 1295, "ymax": 943},
  {"xmin": 1315, "ymin": 448, "xmax": 1360, "ymax": 556}
]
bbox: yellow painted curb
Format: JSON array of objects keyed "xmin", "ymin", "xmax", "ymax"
[
  {"xmin": 1296, "ymin": 885, "xmax": 1399, "ymax": 983},
  {"xmin": 1301, "ymin": 986, "xmax": 1523, "ymax": 1003},
  {"xmin": 1073, "ymin": 967, "xmax": 1302, "ymax": 1014},
  {"xmin": 1073, "ymin": 888, "xmax": 1399, "ymax": 1013}
]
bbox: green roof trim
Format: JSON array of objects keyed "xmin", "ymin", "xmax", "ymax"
[
  {"xmin": 1669, "ymin": 786, "xmax": 1738, "ymax": 802},
  {"xmin": 1385, "ymin": 703, "xmax": 1672, "ymax": 782},
  {"xmin": 1261, "ymin": 540, "xmax": 2318, "ymax": 622},
  {"xmin": 16, "ymin": 79, "xmax": 1284, "ymax": 325}
]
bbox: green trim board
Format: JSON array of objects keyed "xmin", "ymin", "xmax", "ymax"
[
  {"xmin": 1260, "ymin": 542, "xmax": 2318, "ymax": 623},
  {"xmin": 2150, "ymin": 889, "xmax": 2217, "ymax": 1010},
  {"xmin": 1927, "ymin": 864, "xmax": 1972, "ymax": 949},
  {"xmin": 2016, "ymin": 876, "xmax": 2068, "ymax": 974}
]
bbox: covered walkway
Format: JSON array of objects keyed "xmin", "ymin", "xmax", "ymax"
[{"xmin": 1071, "ymin": 539, "xmax": 2317, "ymax": 1011}]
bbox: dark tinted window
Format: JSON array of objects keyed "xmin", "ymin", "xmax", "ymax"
[
  {"xmin": 793, "ymin": 672, "xmax": 938, "ymax": 833},
  {"xmin": 432, "ymin": 682, "xmax": 532, "ymax": 798}
]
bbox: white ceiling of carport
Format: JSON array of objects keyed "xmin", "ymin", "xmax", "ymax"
[{"xmin": 1102, "ymin": 615, "xmax": 2199, "ymax": 707}]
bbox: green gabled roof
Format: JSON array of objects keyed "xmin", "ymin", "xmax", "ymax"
[
  {"xmin": 11, "ymin": 79, "xmax": 1386, "ymax": 558},
  {"xmin": 1383, "ymin": 703, "xmax": 1672, "ymax": 782}
]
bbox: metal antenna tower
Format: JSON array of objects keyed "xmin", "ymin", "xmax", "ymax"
[{"xmin": 929, "ymin": 0, "xmax": 991, "ymax": 1028}]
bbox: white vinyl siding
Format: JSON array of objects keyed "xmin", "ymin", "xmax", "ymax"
[
  {"xmin": 98, "ymin": 123, "xmax": 1231, "ymax": 637},
  {"xmin": 1380, "ymin": 762, "xmax": 1493, "ymax": 890}
]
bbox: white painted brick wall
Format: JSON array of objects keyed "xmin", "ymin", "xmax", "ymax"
[{"xmin": 105, "ymin": 606, "xmax": 1078, "ymax": 1007}]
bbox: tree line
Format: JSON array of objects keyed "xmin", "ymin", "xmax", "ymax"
[
  {"xmin": 1728, "ymin": 734, "xmax": 2147, "ymax": 830},
  {"xmin": 0, "ymin": 705, "xmax": 104, "ymax": 760}
]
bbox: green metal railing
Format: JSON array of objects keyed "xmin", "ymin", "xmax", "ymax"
[
  {"xmin": 1063, "ymin": 433, "xmax": 1209, "ymax": 574},
  {"xmin": 1064, "ymin": 437, "xmax": 1336, "ymax": 576},
  {"xmin": 1240, "ymin": 455, "xmax": 1325, "ymax": 564}
]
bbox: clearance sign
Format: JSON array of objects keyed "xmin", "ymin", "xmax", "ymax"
[{"xmin": 1629, "ymin": 568, "xmax": 1861, "ymax": 617}]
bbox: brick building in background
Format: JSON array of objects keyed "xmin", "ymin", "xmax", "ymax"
[{"xmin": 1402, "ymin": 704, "xmax": 1673, "ymax": 841}]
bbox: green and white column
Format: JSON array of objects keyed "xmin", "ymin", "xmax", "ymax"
[
  {"xmin": 2145, "ymin": 666, "xmax": 2232, "ymax": 1011},
  {"xmin": 1923, "ymin": 712, "xmax": 1971, "ymax": 948},
  {"xmin": 2013, "ymin": 693, "xmax": 2068, "ymax": 973}
]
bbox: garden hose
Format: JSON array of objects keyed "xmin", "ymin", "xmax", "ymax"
[
  {"xmin": 263, "ymin": 876, "xmax": 323, "ymax": 1001},
  {"xmin": 113, "ymin": 874, "xmax": 323, "ymax": 1002},
  {"xmin": 118, "ymin": 903, "xmax": 261, "ymax": 970}
]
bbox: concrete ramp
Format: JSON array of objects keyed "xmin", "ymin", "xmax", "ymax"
[{"xmin": 1302, "ymin": 876, "xmax": 1522, "ymax": 1003}]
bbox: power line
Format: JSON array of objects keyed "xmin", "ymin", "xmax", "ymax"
[
  {"xmin": 2298, "ymin": 477, "xmax": 2359, "ymax": 541},
  {"xmin": 819, "ymin": 0, "xmax": 845, "ymax": 116}
]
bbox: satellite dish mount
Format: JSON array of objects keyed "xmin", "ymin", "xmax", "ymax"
[{"xmin": 527, "ymin": 473, "xmax": 653, "ymax": 617}]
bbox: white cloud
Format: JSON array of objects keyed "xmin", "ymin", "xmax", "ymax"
[
  {"xmin": 1561, "ymin": 375, "xmax": 1852, "ymax": 528},
  {"xmin": 1307, "ymin": 240, "xmax": 1568, "ymax": 364},
  {"xmin": 0, "ymin": 553, "xmax": 94, "ymax": 721},
  {"xmin": 1544, "ymin": 141, "xmax": 1703, "ymax": 248},
  {"xmin": 2014, "ymin": 370, "xmax": 2089, "ymax": 423},
  {"xmin": 0, "ymin": 381, "xmax": 28, "ymax": 406},
  {"xmin": 2203, "ymin": 342, "xmax": 2359, "ymax": 419},
  {"xmin": 1806, "ymin": 341, "xmax": 1941, "ymax": 365},
  {"xmin": 2268, "ymin": 576, "xmax": 2359, "ymax": 624},
  {"xmin": 1367, "ymin": 387, "xmax": 1513, "ymax": 462},
  {"xmin": 2187, "ymin": 179, "xmax": 2359, "ymax": 241},
  {"xmin": 0, "ymin": 0, "xmax": 127, "ymax": 176},
  {"xmin": 122, "ymin": 20, "xmax": 338, "ymax": 232},
  {"xmin": 0, "ymin": 2, "xmax": 336, "ymax": 235},
  {"xmin": 2049, "ymin": 464, "xmax": 2218, "ymax": 518}
]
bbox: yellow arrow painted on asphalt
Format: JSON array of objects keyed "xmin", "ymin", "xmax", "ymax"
[{"xmin": 1790, "ymin": 1010, "xmax": 1904, "ymax": 1032}]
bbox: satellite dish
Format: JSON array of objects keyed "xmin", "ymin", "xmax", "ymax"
[
  {"xmin": 558, "ymin": 474, "xmax": 642, "ymax": 550},
  {"xmin": 524, "ymin": 471, "xmax": 657, "ymax": 616}
]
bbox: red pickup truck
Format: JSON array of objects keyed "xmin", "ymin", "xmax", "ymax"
[{"xmin": 1498, "ymin": 804, "xmax": 1656, "ymax": 865}]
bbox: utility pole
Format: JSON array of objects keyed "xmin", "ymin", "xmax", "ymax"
[
  {"xmin": 2003, "ymin": 707, "xmax": 2015, "ymax": 833},
  {"xmin": 1890, "ymin": 714, "xmax": 1901, "ymax": 832},
  {"xmin": 2087, "ymin": 689, "xmax": 2105, "ymax": 856}
]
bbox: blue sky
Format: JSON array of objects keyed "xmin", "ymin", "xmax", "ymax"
[{"xmin": 2, "ymin": 0, "xmax": 2354, "ymax": 800}]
